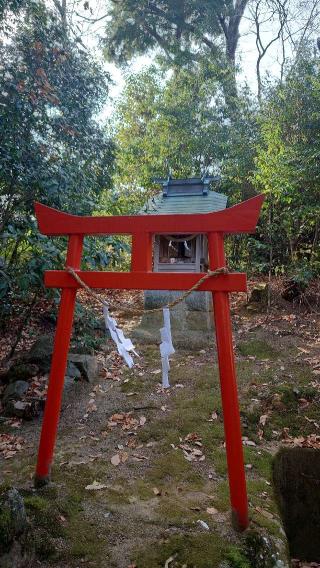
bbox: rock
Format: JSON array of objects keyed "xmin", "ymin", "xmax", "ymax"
[
  {"xmin": 134, "ymin": 290, "xmax": 214, "ymax": 348},
  {"xmin": 244, "ymin": 529, "xmax": 289, "ymax": 568},
  {"xmin": 25, "ymin": 335, "xmax": 54, "ymax": 372},
  {"xmin": 4, "ymin": 400, "xmax": 43, "ymax": 420},
  {"xmin": 63, "ymin": 361, "xmax": 82, "ymax": 392},
  {"xmin": 4, "ymin": 489, "xmax": 27, "ymax": 534},
  {"xmin": 0, "ymin": 540, "xmax": 29, "ymax": 568},
  {"xmin": 63, "ymin": 375, "xmax": 75, "ymax": 391},
  {"xmin": 2, "ymin": 381, "xmax": 29, "ymax": 404},
  {"xmin": 1, "ymin": 363, "xmax": 39, "ymax": 385},
  {"xmin": 65, "ymin": 361, "xmax": 82, "ymax": 381},
  {"xmin": 63, "ymin": 355, "xmax": 98, "ymax": 391},
  {"xmin": 273, "ymin": 447, "xmax": 320, "ymax": 562},
  {"xmin": 249, "ymin": 283, "xmax": 269, "ymax": 304},
  {"xmin": 67, "ymin": 354, "xmax": 97, "ymax": 382},
  {"xmin": 0, "ymin": 488, "xmax": 27, "ymax": 554}
]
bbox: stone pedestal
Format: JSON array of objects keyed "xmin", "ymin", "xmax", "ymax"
[{"xmin": 133, "ymin": 290, "xmax": 214, "ymax": 348}]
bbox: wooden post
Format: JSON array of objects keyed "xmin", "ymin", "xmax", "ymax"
[
  {"xmin": 131, "ymin": 232, "xmax": 153, "ymax": 272},
  {"xmin": 34, "ymin": 234, "xmax": 83, "ymax": 486},
  {"xmin": 208, "ymin": 232, "xmax": 249, "ymax": 531}
]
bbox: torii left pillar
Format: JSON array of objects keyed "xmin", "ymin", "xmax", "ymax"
[{"xmin": 35, "ymin": 235, "xmax": 83, "ymax": 483}]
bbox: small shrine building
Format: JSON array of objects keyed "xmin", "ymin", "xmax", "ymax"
[
  {"xmin": 142, "ymin": 175, "xmax": 227, "ymax": 272},
  {"xmin": 134, "ymin": 176, "xmax": 228, "ymax": 347}
]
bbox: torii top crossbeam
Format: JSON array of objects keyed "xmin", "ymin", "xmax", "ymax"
[{"xmin": 35, "ymin": 194, "xmax": 263, "ymax": 236}]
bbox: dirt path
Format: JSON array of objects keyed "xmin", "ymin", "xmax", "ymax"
[{"xmin": 1, "ymin": 299, "xmax": 320, "ymax": 568}]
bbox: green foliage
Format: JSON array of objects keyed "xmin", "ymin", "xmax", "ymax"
[
  {"xmin": 133, "ymin": 532, "xmax": 227, "ymax": 568},
  {"xmin": 72, "ymin": 302, "xmax": 104, "ymax": 353},
  {"xmin": 106, "ymin": 65, "xmax": 223, "ymax": 212},
  {"xmin": 237, "ymin": 339, "xmax": 278, "ymax": 359},
  {"xmin": 110, "ymin": 45, "xmax": 320, "ymax": 281},
  {"xmin": 0, "ymin": 507, "xmax": 14, "ymax": 554},
  {"xmin": 100, "ymin": 0, "xmax": 245, "ymax": 103},
  {"xmin": 102, "ymin": 0, "xmax": 225, "ymax": 67},
  {"xmin": 226, "ymin": 547, "xmax": 251, "ymax": 568},
  {"xmin": 0, "ymin": 0, "xmax": 319, "ymax": 340},
  {"xmin": 108, "ymin": 64, "xmax": 262, "ymax": 274},
  {"xmin": 0, "ymin": 0, "xmax": 26, "ymax": 21},
  {"xmin": 0, "ymin": 3, "xmax": 113, "ymax": 218},
  {"xmin": 0, "ymin": 0, "xmax": 115, "ymax": 322},
  {"xmin": 254, "ymin": 47, "xmax": 320, "ymax": 276}
]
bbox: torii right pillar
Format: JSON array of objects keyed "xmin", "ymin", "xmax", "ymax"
[{"xmin": 209, "ymin": 231, "xmax": 248, "ymax": 530}]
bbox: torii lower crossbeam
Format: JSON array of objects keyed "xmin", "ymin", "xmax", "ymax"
[{"xmin": 33, "ymin": 195, "xmax": 264, "ymax": 532}]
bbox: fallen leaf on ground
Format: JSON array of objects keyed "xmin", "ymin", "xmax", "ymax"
[
  {"xmin": 259, "ymin": 414, "xmax": 268, "ymax": 426},
  {"xmin": 0, "ymin": 433, "xmax": 24, "ymax": 459},
  {"xmin": 111, "ymin": 454, "xmax": 121, "ymax": 466},
  {"xmin": 282, "ymin": 433, "xmax": 320, "ymax": 449},
  {"xmin": 85, "ymin": 480, "xmax": 107, "ymax": 491},
  {"xmin": 108, "ymin": 411, "xmax": 139, "ymax": 431},
  {"xmin": 255, "ymin": 506, "xmax": 274, "ymax": 520},
  {"xmin": 185, "ymin": 432, "xmax": 201, "ymax": 442},
  {"xmin": 206, "ymin": 507, "xmax": 218, "ymax": 515},
  {"xmin": 111, "ymin": 452, "xmax": 128, "ymax": 465},
  {"xmin": 67, "ymin": 459, "xmax": 89, "ymax": 467},
  {"xmin": 132, "ymin": 453, "xmax": 148, "ymax": 461}
]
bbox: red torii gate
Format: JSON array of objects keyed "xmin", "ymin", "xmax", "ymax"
[{"xmin": 34, "ymin": 194, "xmax": 264, "ymax": 531}]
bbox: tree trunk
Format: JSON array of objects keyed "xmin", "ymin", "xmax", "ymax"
[{"xmin": 218, "ymin": 0, "xmax": 249, "ymax": 102}]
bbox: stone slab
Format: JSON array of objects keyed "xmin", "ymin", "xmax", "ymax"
[{"xmin": 133, "ymin": 290, "xmax": 214, "ymax": 348}]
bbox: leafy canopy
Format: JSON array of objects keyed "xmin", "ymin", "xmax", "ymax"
[
  {"xmin": 103, "ymin": 0, "xmax": 225, "ymax": 66},
  {"xmin": 0, "ymin": 1, "xmax": 114, "ymax": 312},
  {"xmin": 254, "ymin": 47, "xmax": 320, "ymax": 276}
]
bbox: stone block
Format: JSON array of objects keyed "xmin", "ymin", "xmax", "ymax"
[
  {"xmin": 2, "ymin": 381, "xmax": 29, "ymax": 404},
  {"xmin": 133, "ymin": 290, "xmax": 214, "ymax": 348},
  {"xmin": 67, "ymin": 354, "xmax": 98, "ymax": 382}
]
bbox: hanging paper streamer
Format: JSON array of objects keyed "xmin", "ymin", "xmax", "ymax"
[
  {"xmin": 159, "ymin": 308, "xmax": 175, "ymax": 388},
  {"xmin": 103, "ymin": 305, "xmax": 138, "ymax": 368}
]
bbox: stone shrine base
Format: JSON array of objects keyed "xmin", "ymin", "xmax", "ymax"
[{"xmin": 132, "ymin": 290, "xmax": 214, "ymax": 349}]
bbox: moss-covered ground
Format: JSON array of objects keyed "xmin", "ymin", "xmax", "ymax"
[{"xmin": 0, "ymin": 299, "xmax": 319, "ymax": 567}]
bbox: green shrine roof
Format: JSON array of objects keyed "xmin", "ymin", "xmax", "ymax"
[
  {"xmin": 141, "ymin": 191, "xmax": 228, "ymax": 215},
  {"xmin": 140, "ymin": 177, "xmax": 228, "ymax": 215}
]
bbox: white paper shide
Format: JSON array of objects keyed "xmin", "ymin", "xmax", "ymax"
[
  {"xmin": 103, "ymin": 305, "xmax": 138, "ymax": 368},
  {"xmin": 160, "ymin": 308, "xmax": 175, "ymax": 388}
]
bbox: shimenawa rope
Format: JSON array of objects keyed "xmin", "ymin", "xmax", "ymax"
[{"xmin": 66, "ymin": 266, "xmax": 229, "ymax": 315}]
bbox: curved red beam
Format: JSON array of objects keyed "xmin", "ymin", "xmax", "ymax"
[{"xmin": 34, "ymin": 194, "xmax": 264, "ymax": 236}]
